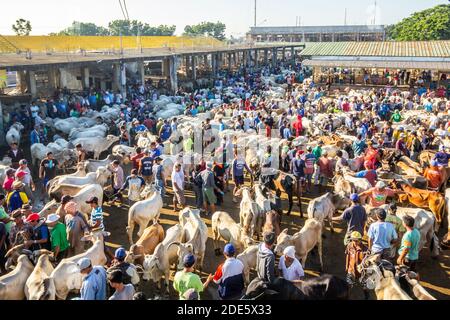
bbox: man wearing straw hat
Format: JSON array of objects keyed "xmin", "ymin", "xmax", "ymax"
[{"xmin": 46, "ymin": 213, "xmax": 69, "ymax": 262}]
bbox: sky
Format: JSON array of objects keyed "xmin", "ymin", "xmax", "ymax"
[{"xmin": 0, "ymin": 0, "xmax": 448, "ymax": 37}]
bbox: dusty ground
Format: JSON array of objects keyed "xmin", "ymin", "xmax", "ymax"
[{"xmin": 101, "ymin": 167, "xmax": 450, "ymax": 300}]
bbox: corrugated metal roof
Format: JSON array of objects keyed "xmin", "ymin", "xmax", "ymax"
[
  {"xmin": 249, "ymin": 25, "xmax": 385, "ymax": 35},
  {"xmin": 302, "ymin": 59, "xmax": 450, "ymax": 70},
  {"xmin": 300, "ymin": 41, "xmax": 450, "ymax": 58}
]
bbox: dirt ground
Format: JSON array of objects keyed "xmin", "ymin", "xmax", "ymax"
[{"xmin": 101, "ymin": 165, "xmax": 450, "ymax": 300}]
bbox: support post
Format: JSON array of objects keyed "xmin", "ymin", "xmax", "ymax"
[
  {"xmin": 264, "ymin": 49, "xmax": 268, "ymax": 65},
  {"xmin": 26, "ymin": 71, "xmax": 37, "ymax": 98},
  {"xmin": 112, "ymin": 63, "xmax": 121, "ymax": 92},
  {"xmin": 272, "ymin": 48, "xmax": 277, "ymax": 68},
  {"xmin": 228, "ymin": 53, "xmax": 232, "ymax": 70},
  {"xmin": 137, "ymin": 61, "xmax": 145, "ymax": 85},
  {"xmin": 291, "ymin": 47, "xmax": 296, "ymax": 65},
  {"xmin": 191, "ymin": 56, "xmax": 197, "ymax": 81},
  {"xmin": 82, "ymin": 67, "xmax": 90, "ymax": 89},
  {"xmin": 169, "ymin": 55, "xmax": 178, "ymax": 93},
  {"xmin": 47, "ymin": 68, "xmax": 57, "ymax": 91},
  {"xmin": 254, "ymin": 50, "xmax": 258, "ymax": 68},
  {"xmin": 59, "ymin": 68, "xmax": 68, "ymax": 89}
]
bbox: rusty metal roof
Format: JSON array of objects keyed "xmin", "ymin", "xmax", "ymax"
[
  {"xmin": 302, "ymin": 59, "xmax": 450, "ymax": 71},
  {"xmin": 300, "ymin": 41, "xmax": 450, "ymax": 58}
]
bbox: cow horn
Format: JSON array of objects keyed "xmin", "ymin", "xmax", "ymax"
[
  {"xmin": 167, "ymin": 242, "xmax": 181, "ymax": 250},
  {"xmin": 5, "ymin": 244, "xmax": 25, "ymax": 258}
]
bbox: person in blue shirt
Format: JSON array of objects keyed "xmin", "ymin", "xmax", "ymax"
[
  {"xmin": 149, "ymin": 142, "xmax": 161, "ymax": 160},
  {"xmin": 159, "ymin": 120, "xmax": 172, "ymax": 142},
  {"xmin": 30, "ymin": 125, "xmax": 41, "ymax": 145},
  {"xmin": 367, "ymin": 208, "xmax": 398, "ymax": 260},
  {"xmin": 78, "ymin": 258, "xmax": 107, "ymax": 300},
  {"xmin": 423, "ymin": 98, "xmax": 433, "ymax": 112},
  {"xmin": 218, "ymin": 118, "xmax": 225, "ymax": 132}
]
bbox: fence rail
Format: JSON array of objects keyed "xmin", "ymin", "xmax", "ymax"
[{"xmin": 0, "ymin": 36, "xmax": 224, "ymax": 54}]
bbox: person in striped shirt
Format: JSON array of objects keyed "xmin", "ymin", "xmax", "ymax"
[{"xmin": 86, "ymin": 196, "xmax": 104, "ymax": 231}]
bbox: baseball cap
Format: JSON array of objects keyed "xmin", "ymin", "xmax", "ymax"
[
  {"xmin": 19, "ymin": 159, "xmax": 28, "ymax": 165},
  {"xmin": 375, "ymin": 181, "xmax": 386, "ymax": 189},
  {"xmin": 350, "ymin": 231, "xmax": 362, "ymax": 240},
  {"xmin": 183, "ymin": 253, "xmax": 196, "ymax": 267},
  {"xmin": 115, "ymin": 248, "xmax": 127, "ymax": 260},
  {"xmin": 350, "ymin": 193, "xmax": 359, "ymax": 202},
  {"xmin": 16, "ymin": 171, "xmax": 27, "ymax": 179},
  {"xmin": 264, "ymin": 232, "xmax": 276, "ymax": 245},
  {"xmin": 430, "ymin": 160, "xmax": 438, "ymax": 167},
  {"xmin": 85, "ymin": 196, "xmax": 99, "ymax": 204},
  {"xmin": 78, "ymin": 258, "xmax": 92, "ymax": 270},
  {"xmin": 12, "ymin": 209, "xmax": 23, "ymax": 219},
  {"xmin": 26, "ymin": 213, "xmax": 40, "ymax": 222},
  {"xmin": 224, "ymin": 244, "xmax": 235, "ymax": 256}
]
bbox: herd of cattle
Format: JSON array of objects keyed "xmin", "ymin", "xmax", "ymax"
[{"xmin": 0, "ymin": 80, "xmax": 449, "ymax": 300}]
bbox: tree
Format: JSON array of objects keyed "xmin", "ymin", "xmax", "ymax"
[
  {"xmin": 12, "ymin": 19, "xmax": 32, "ymax": 36},
  {"xmin": 183, "ymin": 21, "xmax": 226, "ymax": 40},
  {"xmin": 108, "ymin": 20, "xmax": 176, "ymax": 36},
  {"xmin": 387, "ymin": 4, "xmax": 450, "ymax": 41},
  {"xmin": 54, "ymin": 21, "xmax": 109, "ymax": 36}
]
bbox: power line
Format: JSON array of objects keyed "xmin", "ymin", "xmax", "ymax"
[
  {"xmin": 123, "ymin": 0, "xmax": 130, "ymax": 21},
  {"xmin": 118, "ymin": 0, "xmax": 128, "ymax": 20}
]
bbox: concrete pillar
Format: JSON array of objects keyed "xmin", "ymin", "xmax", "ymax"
[
  {"xmin": 291, "ymin": 47, "xmax": 296, "ymax": 65},
  {"xmin": 228, "ymin": 53, "xmax": 232, "ymax": 70},
  {"xmin": 331, "ymin": 33, "xmax": 335, "ymax": 42},
  {"xmin": 137, "ymin": 61, "xmax": 145, "ymax": 85},
  {"xmin": 264, "ymin": 49, "xmax": 269, "ymax": 65},
  {"xmin": 254, "ymin": 50, "xmax": 258, "ymax": 68},
  {"xmin": 100, "ymin": 80, "xmax": 107, "ymax": 91},
  {"xmin": 245, "ymin": 51, "xmax": 251, "ymax": 67},
  {"xmin": 162, "ymin": 58, "xmax": 170, "ymax": 77},
  {"xmin": 272, "ymin": 48, "xmax": 277, "ymax": 68},
  {"xmin": 204, "ymin": 55, "xmax": 208, "ymax": 66},
  {"xmin": 319, "ymin": 33, "xmax": 322, "ymax": 42},
  {"xmin": 302, "ymin": 32, "xmax": 306, "ymax": 42},
  {"xmin": 82, "ymin": 67, "xmax": 90, "ymax": 89},
  {"xmin": 27, "ymin": 71, "xmax": 37, "ymax": 98},
  {"xmin": 169, "ymin": 55, "xmax": 178, "ymax": 93},
  {"xmin": 59, "ymin": 68, "xmax": 68, "ymax": 89},
  {"xmin": 282, "ymin": 47, "xmax": 286, "ymax": 62},
  {"xmin": 47, "ymin": 68, "xmax": 58, "ymax": 90},
  {"xmin": 112, "ymin": 63, "xmax": 121, "ymax": 92},
  {"xmin": 191, "ymin": 56, "xmax": 197, "ymax": 80},
  {"xmin": 185, "ymin": 56, "xmax": 191, "ymax": 78},
  {"xmin": 16, "ymin": 71, "xmax": 27, "ymax": 93},
  {"xmin": 211, "ymin": 53, "xmax": 218, "ymax": 77}
]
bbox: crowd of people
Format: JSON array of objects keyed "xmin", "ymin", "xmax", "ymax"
[{"xmin": 0, "ymin": 59, "xmax": 449, "ymax": 300}]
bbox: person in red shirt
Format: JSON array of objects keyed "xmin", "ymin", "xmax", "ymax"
[
  {"xmin": 2, "ymin": 169, "xmax": 16, "ymax": 194},
  {"xmin": 317, "ymin": 151, "xmax": 333, "ymax": 193},
  {"xmin": 143, "ymin": 116, "xmax": 154, "ymax": 131},
  {"xmin": 364, "ymin": 142, "xmax": 379, "ymax": 169},
  {"xmin": 292, "ymin": 115, "xmax": 303, "ymax": 137},
  {"xmin": 130, "ymin": 147, "xmax": 145, "ymax": 170},
  {"xmin": 423, "ymin": 160, "xmax": 444, "ymax": 190},
  {"xmin": 342, "ymin": 98, "xmax": 350, "ymax": 112},
  {"xmin": 244, "ymin": 99, "xmax": 251, "ymax": 111}
]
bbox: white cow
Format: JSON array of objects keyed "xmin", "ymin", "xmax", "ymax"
[
  {"xmin": 25, "ymin": 251, "xmax": 56, "ymax": 300},
  {"xmin": 307, "ymin": 193, "xmax": 352, "ymax": 233},
  {"xmin": 0, "ymin": 255, "xmax": 34, "ymax": 300},
  {"xmin": 236, "ymin": 244, "xmax": 259, "ymax": 285},
  {"xmin": 72, "ymin": 135, "xmax": 120, "ymax": 159},
  {"xmin": 6, "ymin": 122, "xmax": 25, "ymax": 145},
  {"xmin": 127, "ymin": 185, "xmax": 163, "ymax": 245}
]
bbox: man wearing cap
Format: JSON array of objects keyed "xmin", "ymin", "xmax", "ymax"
[
  {"xmin": 16, "ymin": 159, "xmax": 35, "ymax": 204},
  {"xmin": 107, "ymin": 247, "xmax": 139, "ymax": 285},
  {"xmin": 152, "ymin": 157, "xmax": 166, "ymax": 202},
  {"xmin": 6, "ymin": 181, "xmax": 29, "ymax": 212},
  {"xmin": 65, "ymin": 201, "xmax": 89, "ymax": 257},
  {"xmin": 348, "ymin": 160, "xmax": 378, "ymax": 187},
  {"xmin": 86, "ymin": 197, "xmax": 104, "ymax": 231},
  {"xmin": 139, "ymin": 149, "xmax": 154, "ymax": 184},
  {"xmin": 212, "ymin": 243, "xmax": 245, "ymax": 300},
  {"xmin": 78, "ymin": 257, "xmax": 107, "ymax": 300},
  {"xmin": 359, "ymin": 181, "xmax": 401, "ymax": 208},
  {"xmin": 367, "ymin": 208, "xmax": 398, "ymax": 259},
  {"xmin": 344, "ymin": 231, "xmax": 369, "ymax": 299},
  {"xmin": 423, "ymin": 160, "xmax": 445, "ymax": 190},
  {"xmin": 171, "ymin": 163, "xmax": 186, "ymax": 212},
  {"xmin": 409, "ymin": 131, "xmax": 422, "ymax": 162},
  {"xmin": 148, "ymin": 141, "xmax": 161, "ymax": 160},
  {"xmin": 256, "ymin": 232, "xmax": 276, "ymax": 284},
  {"xmin": 317, "ymin": 151, "xmax": 333, "ymax": 192},
  {"xmin": 130, "ymin": 147, "xmax": 145, "ymax": 170},
  {"xmin": 397, "ymin": 215, "xmax": 421, "ymax": 272},
  {"xmin": 120, "ymin": 169, "xmax": 146, "ymax": 206},
  {"xmin": 173, "ymin": 253, "xmax": 214, "ymax": 300},
  {"xmin": 278, "ymin": 246, "xmax": 304, "ymax": 282},
  {"xmin": 159, "ymin": 119, "xmax": 172, "ymax": 142},
  {"xmin": 108, "ymin": 270, "xmax": 135, "ymax": 300},
  {"xmin": 433, "ymin": 145, "xmax": 450, "ymax": 167},
  {"xmin": 8, "ymin": 210, "xmax": 31, "ymax": 246},
  {"xmin": 231, "ymin": 151, "xmax": 252, "ymax": 203},
  {"xmin": 109, "ymin": 160, "xmax": 124, "ymax": 204},
  {"xmin": 395, "ymin": 133, "xmax": 408, "ymax": 156},
  {"xmin": 30, "ymin": 124, "xmax": 41, "ymax": 146},
  {"xmin": 46, "ymin": 213, "xmax": 69, "ymax": 262},
  {"xmin": 333, "ymin": 193, "xmax": 367, "ymax": 245},
  {"xmin": 201, "ymin": 162, "xmax": 220, "ymax": 215},
  {"xmin": 24, "ymin": 213, "xmax": 51, "ymax": 252}
]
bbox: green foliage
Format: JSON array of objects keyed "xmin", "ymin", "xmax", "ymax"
[
  {"xmin": 55, "ymin": 21, "xmax": 109, "ymax": 36},
  {"xmin": 108, "ymin": 20, "xmax": 176, "ymax": 36},
  {"xmin": 12, "ymin": 19, "xmax": 32, "ymax": 36},
  {"xmin": 183, "ymin": 21, "xmax": 226, "ymax": 40},
  {"xmin": 51, "ymin": 20, "xmax": 176, "ymax": 36},
  {"xmin": 387, "ymin": 4, "xmax": 450, "ymax": 41}
]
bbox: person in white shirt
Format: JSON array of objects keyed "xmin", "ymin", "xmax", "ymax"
[
  {"xmin": 171, "ymin": 163, "xmax": 185, "ymax": 211},
  {"xmin": 278, "ymin": 246, "xmax": 304, "ymax": 282}
]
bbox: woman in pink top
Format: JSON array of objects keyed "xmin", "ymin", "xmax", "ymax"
[{"xmin": 359, "ymin": 181, "xmax": 401, "ymax": 207}]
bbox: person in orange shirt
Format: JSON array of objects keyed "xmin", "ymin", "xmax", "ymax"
[{"xmin": 423, "ymin": 160, "xmax": 444, "ymax": 190}]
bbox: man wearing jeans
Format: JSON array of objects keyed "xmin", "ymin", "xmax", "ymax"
[{"xmin": 367, "ymin": 208, "xmax": 398, "ymax": 260}]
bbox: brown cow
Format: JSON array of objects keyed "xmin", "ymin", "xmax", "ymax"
[
  {"xmin": 125, "ymin": 222, "xmax": 165, "ymax": 266},
  {"xmin": 391, "ymin": 180, "xmax": 445, "ymax": 226},
  {"xmin": 263, "ymin": 210, "xmax": 281, "ymax": 237}
]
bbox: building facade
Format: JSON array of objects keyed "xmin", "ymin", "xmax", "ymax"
[{"xmin": 248, "ymin": 25, "xmax": 386, "ymax": 43}]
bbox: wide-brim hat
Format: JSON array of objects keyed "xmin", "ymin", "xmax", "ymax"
[
  {"xmin": 12, "ymin": 181, "xmax": 24, "ymax": 189},
  {"xmin": 45, "ymin": 213, "xmax": 60, "ymax": 224}
]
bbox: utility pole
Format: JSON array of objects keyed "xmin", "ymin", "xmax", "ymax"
[
  {"xmin": 373, "ymin": 0, "xmax": 377, "ymax": 25},
  {"xmin": 296, "ymin": 16, "xmax": 298, "ymax": 27},
  {"xmin": 254, "ymin": 0, "xmax": 257, "ymax": 27},
  {"xmin": 344, "ymin": 8, "xmax": 347, "ymax": 25}
]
